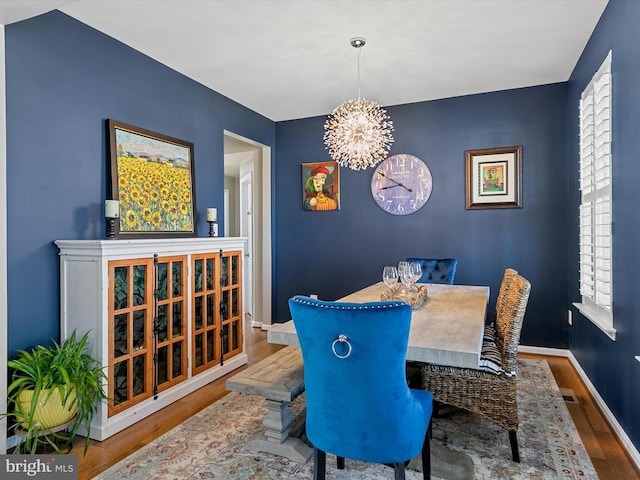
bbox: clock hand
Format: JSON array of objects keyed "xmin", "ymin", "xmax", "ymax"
[
  {"xmin": 379, "ymin": 185, "xmax": 401, "ymax": 190},
  {"xmin": 377, "ymin": 171, "xmax": 413, "ymax": 192}
]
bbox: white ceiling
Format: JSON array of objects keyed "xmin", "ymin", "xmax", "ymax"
[{"xmin": 1, "ymin": 0, "xmax": 608, "ymax": 122}]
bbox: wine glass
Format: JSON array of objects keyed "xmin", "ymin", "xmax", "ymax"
[
  {"xmin": 382, "ymin": 266, "xmax": 399, "ymax": 293},
  {"xmin": 410, "ymin": 262, "xmax": 423, "ymax": 285},
  {"xmin": 398, "ymin": 263, "xmax": 412, "ymax": 289}
]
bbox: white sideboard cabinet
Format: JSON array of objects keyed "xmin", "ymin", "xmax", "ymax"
[{"xmin": 55, "ymin": 238, "xmax": 248, "ymax": 440}]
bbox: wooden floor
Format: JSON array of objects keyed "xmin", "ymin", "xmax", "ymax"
[{"xmin": 70, "ymin": 328, "xmax": 640, "ymax": 480}]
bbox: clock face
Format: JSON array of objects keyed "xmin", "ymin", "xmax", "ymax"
[{"xmin": 370, "ymin": 154, "xmax": 433, "ymax": 215}]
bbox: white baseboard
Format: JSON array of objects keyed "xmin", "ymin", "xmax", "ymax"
[
  {"xmin": 519, "ymin": 345, "xmax": 571, "ymax": 357},
  {"xmin": 519, "ymin": 344, "xmax": 640, "ymax": 471}
]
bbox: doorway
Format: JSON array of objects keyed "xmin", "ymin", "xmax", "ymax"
[{"xmin": 223, "ymin": 131, "xmax": 272, "ymax": 329}]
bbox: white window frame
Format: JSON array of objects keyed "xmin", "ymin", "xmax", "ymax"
[{"xmin": 574, "ymin": 51, "xmax": 615, "ymax": 340}]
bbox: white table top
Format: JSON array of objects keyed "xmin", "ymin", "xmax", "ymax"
[{"xmin": 268, "ymin": 282, "xmax": 490, "ymax": 369}]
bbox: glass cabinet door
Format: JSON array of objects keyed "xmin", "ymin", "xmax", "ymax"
[
  {"xmin": 220, "ymin": 251, "xmax": 243, "ymax": 361},
  {"xmin": 191, "ymin": 253, "xmax": 220, "ymax": 375},
  {"xmin": 155, "ymin": 256, "xmax": 188, "ymax": 392},
  {"xmin": 108, "ymin": 258, "xmax": 154, "ymax": 416}
]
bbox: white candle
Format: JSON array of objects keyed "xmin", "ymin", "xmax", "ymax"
[
  {"xmin": 105, "ymin": 200, "xmax": 120, "ymax": 218},
  {"xmin": 207, "ymin": 208, "xmax": 217, "ymax": 222}
]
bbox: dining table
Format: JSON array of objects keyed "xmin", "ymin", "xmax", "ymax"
[{"xmin": 268, "ymin": 281, "xmax": 490, "ymax": 369}]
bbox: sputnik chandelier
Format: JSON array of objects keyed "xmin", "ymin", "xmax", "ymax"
[{"xmin": 323, "ymin": 37, "xmax": 394, "ymax": 171}]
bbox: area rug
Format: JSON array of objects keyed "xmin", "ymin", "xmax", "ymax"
[{"xmin": 93, "ymin": 359, "xmax": 598, "ymax": 479}]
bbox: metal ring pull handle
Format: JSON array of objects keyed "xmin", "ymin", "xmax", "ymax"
[{"xmin": 331, "ymin": 334, "xmax": 352, "ymax": 359}]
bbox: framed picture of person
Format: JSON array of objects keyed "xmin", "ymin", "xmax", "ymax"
[{"xmin": 301, "ymin": 162, "xmax": 340, "ymax": 211}]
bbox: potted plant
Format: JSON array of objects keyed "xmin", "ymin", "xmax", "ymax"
[{"xmin": 4, "ymin": 330, "xmax": 108, "ymax": 454}]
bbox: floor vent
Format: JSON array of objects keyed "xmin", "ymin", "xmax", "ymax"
[{"xmin": 560, "ymin": 387, "xmax": 578, "ymax": 403}]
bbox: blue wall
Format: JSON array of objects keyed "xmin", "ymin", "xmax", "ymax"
[
  {"xmin": 275, "ymin": 83, "xmax": 570, "ymax": 350},
  {"xmin": 567, "ymin": 0, "xmax": 640, "ymax": 449},
  {"xmin": 5, "ymin": 11, "xmax": 274, "ymax": 353}
]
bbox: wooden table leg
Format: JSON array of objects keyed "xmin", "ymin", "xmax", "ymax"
[{"xmin": 246, "ymin": 398, "xmax": 313, "ymax": 463}]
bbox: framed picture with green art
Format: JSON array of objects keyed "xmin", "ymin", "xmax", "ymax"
[
  {"xmin": 108, "ymin": 119, "xmax": 196, "ymax": 237},
  {"xmin": 301, "ymin": 161, "xmax": 340, "ymax": 211},
  {"xmin": 465, "ymin": 145, "xmax": 522, "ymax": 210}
]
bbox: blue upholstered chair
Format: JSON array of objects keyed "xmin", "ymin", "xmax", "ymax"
[
  {"xmin": 406, "ymin": 258, "xmax": 458, "ymax": 284},
  {"xmin": 288, "ymin": 295, "xmax": 433, "ymax": 480}
]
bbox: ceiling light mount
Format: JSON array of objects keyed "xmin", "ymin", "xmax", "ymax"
[{"xmin": 350, "ymin": 37, "xmax": 366, "ymax": 48}]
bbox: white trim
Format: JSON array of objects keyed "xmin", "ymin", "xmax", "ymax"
[
  {"xmin": 519, "ymin": 345, "xmax": 640, "ymax": 472},
  {"xmin": 518, "ymin": 345, "xmax": 571, "ymax": 357},
  {"xmin": 0, "ymin": 24, "xmax": 8, "ymax": 455},
  {"xmin": 574, "ymin": 301, "xmax": 616, "ymax": 340}
]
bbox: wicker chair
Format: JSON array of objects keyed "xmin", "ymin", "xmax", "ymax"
[{"xmin": 421, "ymin": 273, "xmax": 531, "ymax": 462}]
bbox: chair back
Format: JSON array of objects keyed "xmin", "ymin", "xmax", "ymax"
[
  {"xmin": 496, "ymin": 268, "xmax": 518, "ymax": 319},
  {"xmin": 288, "ymin": 295, "xmax": 431, "ymax": 464},
  {"xmin": 495, "ymin": 274, "xmax": 531, "ymax": 374},
  {"xmin": 406, "ymin": 258, "xmax": 458, "ymax": 284}
]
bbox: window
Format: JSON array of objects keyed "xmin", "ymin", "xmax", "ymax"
[{"xmin": 575, "ymin": 51, "xmax": 615, "ymax": 340}]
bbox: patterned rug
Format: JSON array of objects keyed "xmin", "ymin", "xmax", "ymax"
[{"xmin": 93, "ymin": 359, "xmax": 598, "ymax": 479}]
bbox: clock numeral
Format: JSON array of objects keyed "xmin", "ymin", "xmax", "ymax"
[{"xmin": 397, "ymin": 203, "xmax": 405, "ymax": 214}]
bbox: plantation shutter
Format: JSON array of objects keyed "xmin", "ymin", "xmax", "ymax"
[{"xmin": 578, "ymin": 51, "xmax": 613, "ymax": 333}]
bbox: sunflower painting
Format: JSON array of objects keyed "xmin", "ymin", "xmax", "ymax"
[{"xmin": 108, "ymin": 120, "xmax": 196, "ymax": 237}]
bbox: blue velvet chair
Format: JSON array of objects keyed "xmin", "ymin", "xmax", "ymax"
[
  {"xmin": 406, "ymin": 258, "xmax": 458, "ymax": 284},
  {"xmin": 288, "ymin": 295, "xmax": 433, "ymax": 480}
]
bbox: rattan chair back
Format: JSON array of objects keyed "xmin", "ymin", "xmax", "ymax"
[{"xmin": 496, "ymin": 274, "xmax": 531, "ymax": 374}]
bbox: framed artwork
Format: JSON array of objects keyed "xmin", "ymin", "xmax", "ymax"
[
  {"xmin": 108, "ymin": 119, "xmax": 196, "ymax": 237},
  {"xmin": 301, "ymin": 162, "xmax": 340, "ymax": 211},
  {"xmin": 465, "ymin": 146, "xmax": 522, "ymax": 210}
]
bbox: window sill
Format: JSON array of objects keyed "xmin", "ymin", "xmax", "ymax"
[{"xmin": 573, "ymin": 302, "xmax": 616, "ymax": 340}]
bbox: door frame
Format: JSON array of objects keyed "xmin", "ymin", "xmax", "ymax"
[
  {"xmin": 239, "ymin": 171, "xmax": 253, "ymax": 326},
  {"xmin": 223, "ymin": 130, "xmax": 272, "ymax": 329}
]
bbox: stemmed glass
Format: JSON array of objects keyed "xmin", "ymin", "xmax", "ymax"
[
  {"xmin": 398, "ymin": 263, "xmax": 412, "ymax": 293},
  {"xmin": 410, "ymin": 262, "xmax": 423, "ymax": 287},
  {"xmin": 382, "ymin": 266, "xmax": 399, "ymax": 295}
]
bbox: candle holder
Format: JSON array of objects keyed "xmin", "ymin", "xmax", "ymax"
[
  {"xmin": 207, "ymin": 221, "xmax": 219, "ymax": 237},
  {"xmin": 105, "ymin": 200, "xmax": 120, "ymax": 239},
  {"xmin": 106, "ymin": 217, "xmax": 117, "ymax": 239},
  {"xmin": 206, "ymin": 207, "xmax": 218, "ymax": 237}
]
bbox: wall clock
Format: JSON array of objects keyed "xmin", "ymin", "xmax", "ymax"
[{"xmin": 370, "ymin": 154, "xmax": 433, "ymax": 215}]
